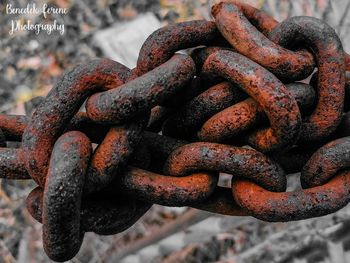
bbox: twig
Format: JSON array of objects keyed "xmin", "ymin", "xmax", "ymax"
[{"xmin": 106, "ymin": 209, "xmax": 212, "ymax": 263}]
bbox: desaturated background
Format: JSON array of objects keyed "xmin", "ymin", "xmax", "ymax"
[{"xmin": 0, "ymin": 0, "xmax": 350, "ymax": 262}]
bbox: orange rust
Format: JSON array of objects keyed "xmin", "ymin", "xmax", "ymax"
[
  {"xmin": 202, "ymin": 50, "xmax": 301, "ymax": 152},
  {"xmin": 112, "ymin": 166, "xmax": 218, "ymax": 206},
  {"xmin": 269, "ymin": 16, "xmax": 345, "ymax": 142},
  {"xmin": 211, "ymin": 2, "xmax": 315, "ymax": 82},
  {"xmin": 232, "ymin": 171, "xmax": 350, "ymax": 222},
  {"xmin": 193, "ymin": 186, "xmax": 247, "ymax": 216},
  {"xmin": 301, "ymin": 137, "xmax": 350, "ymax": 188},
  {"xmin": 198, "ymin": 83, "xmax": 315, "ymax": 143},
  {"xmin": 22, "ymin": 59, "xmax": 131, "ymax": 187},
  {"xmin": 164, "ymin": 142, "xmax": 286, "ymax": 192}
]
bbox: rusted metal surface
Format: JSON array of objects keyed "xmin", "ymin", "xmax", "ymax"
[
  {"xmin": 84, "ymin": 116, "xmax": 147, "ymax": 194},
  {"xmin": 162, "ymin": 81, "xmax": 246, "ymax": 139},
  {"xmin": 135, "ymin": 20, "xmax": 221, "ymax": 76},
  {"xmin": 211, "ymin": 2, "xmax": 315, "ymax": 82},
  {"xmin": 192, "ymin": 186, "xmax": 247, "ymax": 216},
  {"xmin": 1, "ymin": 2, "xmax": 350, "ymax": 261},
  {"xmin": 198, "ymin": 82, "xmax": 315, "ymax": 143},
  {"xmin": 112, "ymin": 166, "xmax": 218, "ymax": 206},
  {"xmin": 201, "ymin": 50, "xmax": 301, "ymax": 152},
  {"xmin": 86, "ymin": 54, "xmax": 195, "ymax": 124},
  {"xmin": 43, "ymin": 131, "xmax": 91, "ymax": 262},
  {"xmin": 0, "ymin": 148, "xmax": 29, "ymax": 179},
  {"xmin": 232, "ymin": 171, "xmax": 350, "ymax": 222},
  {"xmin": 164, "ymin": 142, "xmax": 286, "ymax": 192},
  {"xmin": 22, "ymin": 59, "xmax": 132, "ymax": 187},
  {"xmin": 26, "ymin": 188, "xmax": 151, "ymax": 236},
  {"xmin": 301, "ymin": 137, "xmax": 350, "ymax": 188},
  {"xmin": 0, "ymin": 114, "xmax": 27, "ymax": 141},
  {"xmin": 269, "ymin": 16, "xmax": 346, "ymax": 142},
  {"xmin": 233, "ymin": 138, "xmax": 350, "ymax": 221}
]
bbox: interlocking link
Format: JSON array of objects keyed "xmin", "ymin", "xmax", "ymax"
[{"xmin": 0, "ymin": 1, "xmax": 350, "ymax": 261}]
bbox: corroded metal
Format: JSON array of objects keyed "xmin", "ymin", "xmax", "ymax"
[
  {"xmin": 269, "ymin": 16, "xmax": 346, "ymax": 142},
  {"xmin": 232, "ymin": 171, "xmax": 350, "ymax": 222},
  {"xmin": 0, "ymin": 2, "xmax": 349, "ymax": 262},
  {"xmin": 164, "ymin": 142, "xmax": 286, "ymax": 192},
  {"xmin": 211, "ymin": 2, "xmax": 315, "ymax": 82},
  {"xmin": 201, "ymin": 49, "xmax": 302, "ymax": 152},
  {"xmin": 86, "ymin": 54, "xmax": 195, "ymax": 124}
]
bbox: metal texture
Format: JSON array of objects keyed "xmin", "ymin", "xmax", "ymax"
[
  {"xmin": 211, "ymin": 2, "xmax": 315, "ymax": 82},
  {"xmin": 0, "ymin": 1, "xmax": 349, "ymax": 261},
  {"xmin": 201, "ymin": 49, "xmax": 302, "ymax": 152}
]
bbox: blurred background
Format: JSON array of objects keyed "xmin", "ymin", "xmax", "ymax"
[{"xmin": 0, "ymin": 0, "xmax": 350, "ymax": 262}]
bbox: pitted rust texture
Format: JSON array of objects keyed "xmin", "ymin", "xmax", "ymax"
[
  {"xmin": 43, "ymin": 131, "xmax": 92, "ymax": 262},
  {"xmin": 84, "ymin": 116, "xmax": 147, "ymax": 194},
  {"xmin": 211, "ymin": 2, "xmax": 315, "ymax": 82},
  {"xmin": 1, "ymin": 2, "xmax": 350, "ymax": 261},
  {"xmin": 0, "ymin": 148, "xmax": 29, "ymax": 179},
  {"xmin": 232, "ymin": 171, "xmax": 350, "ymax": 222},
  {"xmin": 135, "ymin": 20, "xmax": 221, "ymax": 76},
  {"xmin": 301, "ymin": 137, "xmax": 350, "ymax": 188},
  {"xmin": 231, "ymin": 0, "xmax": 278, "ymax": 35},
  {"xmin": 112, "ymin": 166, "xmax": 218, "ymax": 206},
  {"xmin": 202, "ymin": 50, "xmax": 301, "ymax": 152},
  {"xmin": 0, "ymin": 112, "xmax": 109, "ymax": 144},
  {"xmin": 22, "ymin": 59, "xmax": 132, "ymax": 187},
  {"xmin": 198, "ymin": 83, "xmax": 315, "ymax": 143},
  {"xmin": 26, "ymin": 188, "xmax": 151, "ymax": 236},
  {"xmin": 0, "ymin": 114, "xmax": 27, "ymax": 141},
  {"xmin": 269, "ymin": 16, "xmax": 346, "ymax": 142},
  {"xmin": 164, "ymin": 142, "xmax": 286, "ymax": 192},
  {"xmin": 162, "ymin": 81, "xmax": 246, "ymax": 139},
  {"xmin": 192, "ymin": 186, "xmax": 247, "ymax": 216},
  {"xmin": 86, "ymin": 54, "xmax": 195, "ymax": 124}
]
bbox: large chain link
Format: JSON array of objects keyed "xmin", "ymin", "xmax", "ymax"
[{"xmin": 1, "ymin": 1, "xmax": 350, "ymax": 261}]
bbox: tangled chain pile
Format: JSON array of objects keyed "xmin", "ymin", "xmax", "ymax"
[{"xmin": 1, "ymin": 1, "xmax": 350, "ymax": 261}]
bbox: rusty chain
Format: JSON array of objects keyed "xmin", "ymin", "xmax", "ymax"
[{"xmin": 1, "ymin": 1, "xmax": 350, "ymax": 261}]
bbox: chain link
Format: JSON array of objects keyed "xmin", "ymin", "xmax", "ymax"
[{"xmin": 0, "ymin": 1, "xmax": 350, "ymax": 261}]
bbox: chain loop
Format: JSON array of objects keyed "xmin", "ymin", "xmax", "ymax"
[{"xmin": 0, "ymin": 1, "xmax": 350, "ymax": 261}]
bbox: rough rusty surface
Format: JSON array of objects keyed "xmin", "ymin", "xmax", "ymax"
[
  {"xmin": 86, "ymin": 54, "xmax": 195, "ymax": 124},
  {"xmin": 0, "ymin": 112, "xmax": 110, "ymax": 144},
  {"xmin": 85, "ymin": 116, "xmax": 147, "ymax": 194},
  {"xmin": 2, "ymin": 2, "xmax": 350, "ymax": 261},
  {"xmin": 232, "ymin": 171, "xmax": 350, "ymax": 222},
  {"xmin": 26, "ymin": 188, "xmax": 151, "ymax": 236},
  {"xmin": 269, "ymin": 16, "xmax": 346, "ymax": 142},
  {"xmin": 301, "ymin": 137, "xmax": 350, "ymax": 188},
  {"xmin": 162, "ymin": 81, "xmax": 246, "ymax": 139},
  {"xmin": 22, "ymin": 59, "xmax": 131, "ymax": 187},
  {"xmin": 192, "ymin": 186, "xmax": 247, "ymax": 216},
  {"xmin": 135, "ymin": 20, "xmax": 221, "ymax": 76},
  {"xmin": 164, "ymin": 142, "xmax": 286, "ymax": 192},
  {"xmin": 0, "ymin": 114, "xmax": 27, "ymax": 141},
  {"xmin": 0, "ymin": 148, "xmax": 29, "ymax": 179},
  {"xmin": 190, "ymin": 46, "xmax": 235, "ymax": 73},
  {"xmin": 112, "ymin": 166, "xmax": 218, "ymax": 207},
  {"xmin": 211, "ymin": 2, "xmax": 315, "ymax": 82},
  {"xmin": 42, "ymin": 131, "xmax": 91, "ymax": 262},
  {"xmin": 202, "ymin": 50, "xmax": 302, "ymax": 152},
  {"xmin": 198, "ymin": 83, "xmax": 315, "ymax": 143},
  {"xmin": 232, "ymin": 0, "xmax": 279, "ymax": 35}
]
